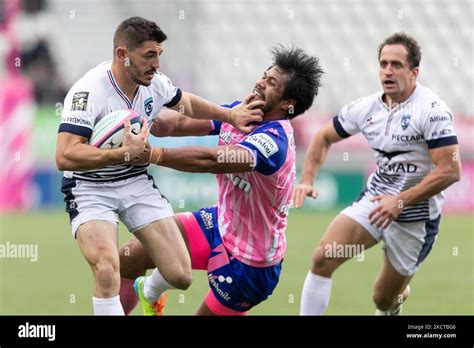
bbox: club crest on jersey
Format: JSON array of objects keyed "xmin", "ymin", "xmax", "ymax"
[
  {"xmin": 144, "ymin": 97, "xmax": 153, "ymax": 116},
  {"xmin": 401, "ymin": 114, "xmax": 411, "ymax": 130}
]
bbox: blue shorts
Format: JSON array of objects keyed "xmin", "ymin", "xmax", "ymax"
[{"xmin": 177, "ymin": 206, "xmax": 282, "ymax": 315}]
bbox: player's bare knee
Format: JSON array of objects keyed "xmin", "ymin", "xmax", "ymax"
[
  {"xmin": 168, "ymin": 255, "xmax": 193, "ymax": 289},
  {"xmin": 311, "ymin": 245, "xmax": 339, "ymax": 277},
  {"xmin": 165, "ymin": 269, "xmax": 193, "ymax": 290},
  {"xmin": 93, "ymin": 260, "xmax": 120, "ymax": 289},
  {"xmin": 176, "ymin": 270, "xmax": 193, "ymax": 290},
  {"xmin": 372, "ymin": 291, "xmax": 394, "ymax": 311}
]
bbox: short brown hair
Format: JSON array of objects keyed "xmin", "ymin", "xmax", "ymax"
[
  {"xmin": 378, "ymin": 32, "xmax": 421, "ymax": 69},
  {"xmin": 113, "ymin": 17, "xmax": 167, "ymax": 53}
]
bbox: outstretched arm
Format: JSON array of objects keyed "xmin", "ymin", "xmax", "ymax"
[
  {"xmin": 140, "ymin": 122, "xmax": 287, "ymax": 175},
  {"xmin": 292, "ymin": 119, "xmax": 344, "ymax": 208},
  {"xmin": 171, "ymin": 92, "xmax": 264, "ymax": 133},
  {"xmin": 151, "ymin": 108, "xmax": 215, "ymax": 137},
  {"xmin": 140, "ymin": 144, "xmax": 254, "ymax": 174}
]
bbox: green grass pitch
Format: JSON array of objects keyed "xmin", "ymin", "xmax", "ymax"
[{"xmin": 0, "ymin": 210, "xmax": 472, "ymax": 315}]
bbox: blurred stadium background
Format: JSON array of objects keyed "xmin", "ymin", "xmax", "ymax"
[{"xmin": 0, "ymin": 0, "xmax": 472, "ymax": 315}]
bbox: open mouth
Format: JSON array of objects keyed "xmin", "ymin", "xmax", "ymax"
[
  {"xmin": 253, "ymin": 88, "xmax": 264, "ymax": 100},
  {"xmin": 383, "ymin": 80, "xmax": 396, "ymax": 87}
]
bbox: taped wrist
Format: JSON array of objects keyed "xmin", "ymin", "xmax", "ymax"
[{"xmin": 150, "ymin": 147, "xmax": 164, "ymax": 164}]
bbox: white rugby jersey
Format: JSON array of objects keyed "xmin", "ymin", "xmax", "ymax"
[
  {"xmin": 333, "ymin": 83, "xmax": 458, "ymax": 222},
  {"xmin": 58, "ymin": 61, "xmax": 182, "ymax": 182}
]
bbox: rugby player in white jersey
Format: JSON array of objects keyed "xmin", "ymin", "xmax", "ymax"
[
  {"xmin": 55, "ymin": 17, "xmax": 263, "ymax": 315},
  {"xmin": 294, "ymin": 32, "xmax": 461, "ymax": 315}
]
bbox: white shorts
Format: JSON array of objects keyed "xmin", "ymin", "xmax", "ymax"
[
  {"xmin": 341, "ymin": 192, "xmax": 440, "ymax": 276},
  {"xmin": 60, "ymin": 173, "xmax": 174, "ymax": 238}
]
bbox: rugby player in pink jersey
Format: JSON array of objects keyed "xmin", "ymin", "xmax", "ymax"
[{"xmin": 118, "ymin": 45, "xmax": 323, "ymax": 315}]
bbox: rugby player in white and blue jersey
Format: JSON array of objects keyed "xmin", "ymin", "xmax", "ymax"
[
  {"xmin": 55, "ymin": 17, "xmax": 263, "ymax": 315},
  {"xmin": 294, "ymin": 32, "xmax": 461, "ymax": 315}
]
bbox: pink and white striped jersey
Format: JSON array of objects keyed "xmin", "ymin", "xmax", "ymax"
[{"xmin": 210, "ymin": 107, "xmax": 296, "ymax": 267}]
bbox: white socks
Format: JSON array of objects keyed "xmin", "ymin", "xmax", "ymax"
[
  {"xmin": 93, "ymin": 295, "xmax": 125, "ymax": 315},
  {"xmin": 300, "ymin": 271, "xmax": 333, "ymax": 315},
  {"xmin": 144, "ymin": 268, "xmax": 175, "ymax": 302}
]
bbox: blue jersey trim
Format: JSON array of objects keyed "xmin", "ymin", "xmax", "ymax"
[
  {"xmin": 416, "ymin": 214, "xmax": 441, "ymax": 266},
  {"xmin": 221, "ymin": 100, "xmax": 242, "ymax": 109},
  {"xmin": 60, "ymin": 177, "xmax": 79, "ymax": 223},
  {"xmin": 164, "ymin": 88, "xmax": 183, "ymax": 108},
  {"xmin": 58, "ymin": 123, "xmax": 93, "ymax": 139},
  {"xmin": 209, "ymin": 120, "xmax": 222, "ymax": 135},
  {"xmin": 72, "ymin": 169, "xmax": 148, "ymax": 182},
  {"xmin": 426, "ymin": 136, "xmax": 458, "ymax": 149},
  {"xmin": 332, "ymin": 116, "xmax": 351, "ymax": 138}
]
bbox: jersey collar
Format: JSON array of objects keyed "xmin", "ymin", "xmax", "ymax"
[
  {"xmin": 107, "ymin": 69, "xmax": 140, "ymax": 109},
  {"xmin": 378, "ymin": 82, "xmax": 420, "ymax": 111}
]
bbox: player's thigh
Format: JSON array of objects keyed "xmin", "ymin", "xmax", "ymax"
[
  {"xmin": 119, "ymin": 237, "xmax": 155, "ymax": 278},
  {"xmin": 373, "ymin": 253, "xmax": 412, "ymax": 307},
  {"xmin": 173, "ymin": 215, "xmax": 191, "ymax": 253},
  {"xmin": 319, "ymin": 213, "xmax": 377, "ymax": 247},
  {"xmin": 133, "ymin": 216, "xmax": 191, "ymax": 277},
  {"xmin": 324, "ymin": 192, "xmax": 386, "ymax": 252},
  {"xmin": 76, "ymin": 220, "xmax": 119, "ymax": 269},
  {"xmin": 119, "ymin": 216, "xmax": 190, "ymax": 278},
  {"xmin": 314, "ymin": 214, "xmax": 378, "ymax": 267}
]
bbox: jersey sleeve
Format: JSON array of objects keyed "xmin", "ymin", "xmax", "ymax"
[
  {"xmin": 332, "ymin": 98, "xmax": 364, "ymax": 138},
  {"xmin": 154, "ymin": 72, "xmax": 182, "ymax": 108},
  {"xmin": 238, "ymin": 123, "xmax": 288, "ymax": 176},
  {"xmin": 58, "ymin": 87, "xmax": 99, "ymax": 140},
  {"xmin": 422, "ymin": 106, "xmax": 458, "ymax": 149},
  {"xmin": 208, "ymin": 120, "xmax": 222, "ymax": 135}
]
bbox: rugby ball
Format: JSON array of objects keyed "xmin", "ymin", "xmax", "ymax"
[{"xmin": 89, "ymin": 109, "xmax": 142, "ymax": 149}]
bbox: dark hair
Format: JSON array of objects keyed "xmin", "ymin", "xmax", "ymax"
[
  {"xmin": 271, "ymin": 45, "xmax": 324, "ymax": 119},
  {"xmin": 377, "ymin": 32, "xmax": 421, "ymax": 69},
  {"xmin": 113, "ymin": 17, "xmax": 167, "ymax": 53}
]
